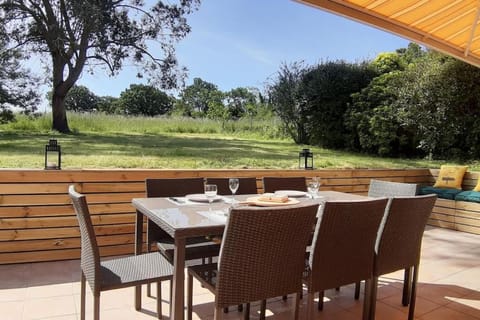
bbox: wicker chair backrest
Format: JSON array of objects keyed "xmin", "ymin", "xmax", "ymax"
[
  {"xmin": 374, "ymin": 194, "xmax": 437, "ymax": 276},
  {"xmin": 145, "ymin": 178, "xmax": 205, "ymax": 197},
  {"xmin": 262, "ymin": 177, "xmax": 307, "ymax": 193},
  {"xmin": 368, "ymin": 179, "xmax": 418, "ymax": 198},
  {"xmin": 206, "ymin": 177, "xmax": 258, "ymax": 195},
  {"xmin": 215, "ymin": 203, "xmax": 319, "ymax": 307},
  {"xmin": 308, "ymin": 198, "xmax": 388, "ymax": 291},
  {"xmin": 69, "ymin": 185, "xmax": 100, "ymax": 293}
]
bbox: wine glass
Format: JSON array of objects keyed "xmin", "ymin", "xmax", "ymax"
[
  {"xmin": 308, "ymin": 177, "xmax": 320, "ymax": 199},
  {"xmin": 228, "ymin": 178, "xmax": 239, "ymax": 205},
  {"xmin": 204, "ymin": 184, "xmax": 217, "ymax": 211}
]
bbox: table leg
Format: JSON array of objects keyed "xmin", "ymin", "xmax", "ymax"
[
  {"xmin": 135, "ymin": 210, "xmax": 143, "ymax": 310},
  {"xmin": 171, "ymin": 237, "xmax": 186, "ymax": 320}
]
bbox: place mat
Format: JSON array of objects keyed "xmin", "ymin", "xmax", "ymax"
[
  {"xmin": 197, "ymin": 210, "xmax": 229, "ymax": 223},
  {"xmin": 243, "ymin": 196, "xmax": 300, "ymax": 207}
]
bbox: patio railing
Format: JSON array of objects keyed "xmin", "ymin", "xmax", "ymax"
[{"xmin": 0, "ymin": 168, "xmax": 440, "ymax": 264}]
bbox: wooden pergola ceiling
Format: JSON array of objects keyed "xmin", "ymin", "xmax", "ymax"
[{"xmin": 295, "ymin": 0, "xmax": 480, "ymax": 67}]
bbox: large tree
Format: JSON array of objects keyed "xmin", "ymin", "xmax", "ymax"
[
  {"xmin": 0, "ymin": 26, "xmax": 39, "ymax": 123},
  {"xmin": 0, "ymin": 0, "xmax": 200, "ymax": 132}
]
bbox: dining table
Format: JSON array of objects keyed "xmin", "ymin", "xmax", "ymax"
[{"xmin": 131, "ymin": 190, "xmax": 370, "ymax": 320}]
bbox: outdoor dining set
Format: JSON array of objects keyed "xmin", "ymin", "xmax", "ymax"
[{"xmin": 68, "ymin": 176, "xmax": 437, "ymax": 320}]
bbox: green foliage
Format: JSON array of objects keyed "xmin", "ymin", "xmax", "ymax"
[
  {"xmin": 0, "ymin": 113, "xmax": 451, "ymax": 170},
  {"xmin": 0, "ymin": 0, "xmax": 200, "ymax": 132},
  {"xmin": 0, "ymin": 27, "xmax": 40, "ymax": 123},
  {"xmin": 178, "ymin": 78, "xmax": 224, "ymax": 116},
  {"xmin": 64, "ymin": 85, "xmax": 99, "ymax": 112},
  {"xmin": 267, "ymin": 61, "xmax": 311, "ymax": 144},
  {"xmin": 117, "ymin": 84, "xmax": 173, "ymax": 116},
  {"xmin": 302, "ymin": 60, "xmax": 376, "ymax": 149},
  {"xmin": 225, "ymin": 87, "xmax": 256, "ymax": 119}
]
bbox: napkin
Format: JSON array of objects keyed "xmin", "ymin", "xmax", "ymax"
[{"xmin": 257, "ymin": 193, "xmax": 289, "ymax": 203}]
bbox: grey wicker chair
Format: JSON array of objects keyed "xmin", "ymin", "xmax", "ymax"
[
  {"xmin": 368, "ymin": 179, "xmax": 418, "ymax": 198},
  {"xmin": 145, "ymin": 178, "xmax": 221, "ymax": 296},
  {"xmin": 367, "ymin": 194, "xmax": 437, "ymax": 320},
  {"xmin": 262, "ymin": 176, "xmax": 307, "ymax": 193},
  {"xmin": 206, "ymin": 177, "xmax": 258, "ymax": 195},
  {"xmin": 187, "ymin": 203, "xmax": 319, "ymax": 320},
  {"xmin": 362, "ymin": 179, "xmax": 418, "ymax": 305},
  {"xmin": 305, "ymin": 198, "xmax": 388, "ymax": 320},
  {"xmin": 69, "ymin": 185, "xmax": 173, "ymax": 320}
]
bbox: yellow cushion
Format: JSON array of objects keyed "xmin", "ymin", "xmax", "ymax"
[
  {"xmin": 433, "ymin": 165, "xmax": 468, "ymax": 189},
  {"xmin": 474, "ymin": 178, "xmax": 480, "ymax": 192}
]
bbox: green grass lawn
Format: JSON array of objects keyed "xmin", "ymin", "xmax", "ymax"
[{"xmin": 0, "ymin": 113, "xmax": 471, "ymax": 170}]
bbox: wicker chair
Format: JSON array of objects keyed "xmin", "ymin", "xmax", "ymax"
[
  {"xmin": 362, "ymin": 179, "xmax": 418, "ymax": 305},
  {"xmin": 305, "ymin": 198, "xmax": 388, "ymax": 320},
  {"xmin": 206, "ymin": 177, "xmax": 258, "ymax": 195},
  {"xmin": 262, "ymin": 176, "xmax": 307, "ymax": 193},
  {"xmin": 368, "ymin": 179, "xmax": 418, "ymax": 198},
  {"xmin": 187, "ymin": 203, "xmax": 319, "ymax": 320},
  {"xmin": 69, "ymin": 185, "xmax": 173, "ymax": 320},
  {"xmin": 145, "ymin": 178, "xmax": 221, "ymax": 296},
  {"xmin": 367, "ymin": 194, "xmax": 437, "ymax": 320}
]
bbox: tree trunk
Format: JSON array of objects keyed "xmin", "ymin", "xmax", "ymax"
[{"xmin": 52, "ymin": 90, "xmax": 70, "ymax": 133}]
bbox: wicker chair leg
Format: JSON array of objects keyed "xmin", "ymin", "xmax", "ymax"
[
  {"xmin": 156, "ymin": 281, "xmax": 162, "ymax": 319},
  {"xmin": 362, "ymin": 279, "xmax": 372, "ymax": 320},
  {"xmin": 318, "ymin": 291, "xmax": 324, "ymax": 310},
  {"xmin": 244, "ymin": 303, "xmax": 250, "ymax": 320},
  {"xmin": 93, "ymin": 292, "xmax": 100, "ymax": 320},
  {"xmin": 294, "ymin": 292, "xmax": 301, "ymax": 320},
  {"xmin": 403, "ymin": 267, "xmax": 412, "ymax": 306},
  {"xmin": 335, "ymin": 287, "xmax": 340, "ymax": 291},
  {"xmin": 368, "ymin": 276, "xmax": 379, "ymax": 320},
  {"xmin": 260, "ymin": 300, "xmax": 267, "ymax": 320},
  {"xmin": 214, "ymin": 306, "xmax": 224, "ymax": 320},
  {"xmin": 187, "ymin": 273, "xmax": 193, "ymax": 320},
  {"xmin": 223, "ymin": 307, "xmax": 228, "ymax": 313},
  {"xmin": 355, "ymin": 281, "xmax": 361, "ymax": 300},
  {"xmin": 306, "ymin": 291, "xmax": 315, "ymax": 320},
  {"xmin": 408, "ymin": 265, "xmax": 419, "ymax": 320},
  {"xmin": 80, "ymin": 272, "xmax": 86, "ymax": 320},
  {"xmin": 282, "ymin": 295, "xmax": 287, "ymax": 300},
  {"xmin": 237, "ymin": 304, "xmax": 243, "ymax": 312}
]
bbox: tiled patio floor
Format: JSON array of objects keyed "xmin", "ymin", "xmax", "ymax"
[{"xmin": 1, "ymin": 226, "xmax": 479, "ymax": 320}]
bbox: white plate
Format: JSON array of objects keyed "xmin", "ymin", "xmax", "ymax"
[
  {"xmin": 274, "ymin": 190, "xmax": 307, "ymax": 198},
  {"xmin": 185, "ymin": 194, "xmax": 223, "ymax": 203}
]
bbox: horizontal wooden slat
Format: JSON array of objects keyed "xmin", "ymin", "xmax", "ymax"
[
  {"xmin": 4, "ymin": 167, "xmax": 474, "ymax": 265},
  {"xmin": 427, "ymin": 219, "xmax": 455, "ymax": 229},
  {"xmin": 0, "ymin": 203, "xmax": 135, "ymax": 218},
  {"xmin": 0, "ymin": 243, "xmax": 137, "ymax": 264},
  {"xmin": 0, "ymin": 233, "xmax": 144, "ymax": 253},
  {"xmin": 0, "ymin": 224, "xmax": 136, "ymax": 241},
  {"xmin": 0, "ymin": 213, "xmax": 135, "ymax": 229}
]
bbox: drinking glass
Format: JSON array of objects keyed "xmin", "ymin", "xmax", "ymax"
[
  {"xmin": 228, "ymin": 178, "xmax": 239, "ymax": 205},
  {"xmin": 204, "ymin": 184, "xmax": 217, "ymax": 211},
  {"xmin": 308, "ymin": 177, "xmax": 320, "ymax": 199}
]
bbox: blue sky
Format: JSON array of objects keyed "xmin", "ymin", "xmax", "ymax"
[{"xmin": 75, "ymin": 0, "xmax": 410, "ymax": 97}]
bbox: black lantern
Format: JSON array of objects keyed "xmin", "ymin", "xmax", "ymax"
[
  {"xmin": 44, "ymin": 139, "xmax": 61, "ymax": 170},
  {"xmin": 299, "ymin": 148, "xmax": 313, "ymax": 170}
]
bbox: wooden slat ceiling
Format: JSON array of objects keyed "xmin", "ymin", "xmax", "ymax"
[{"xmin": 295, "ymin": 0, "xmax": 480, "ymax": 67}]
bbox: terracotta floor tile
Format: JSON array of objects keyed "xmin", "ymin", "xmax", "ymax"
[
  {"xmin": 420, "ymin": 305, "xmax": 480, "ymax": 320},
  {"xmin": 444, "ymin": 292, "xmax": 480, "ymax": 319},
  {"xmin": 1, "ymin": 227, "xmax": 479, "ymax": 320}
]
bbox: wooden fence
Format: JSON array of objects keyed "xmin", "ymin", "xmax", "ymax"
[{"xmin": 0, "ymin": 168, "xmax": 445, "ymax": 264}]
